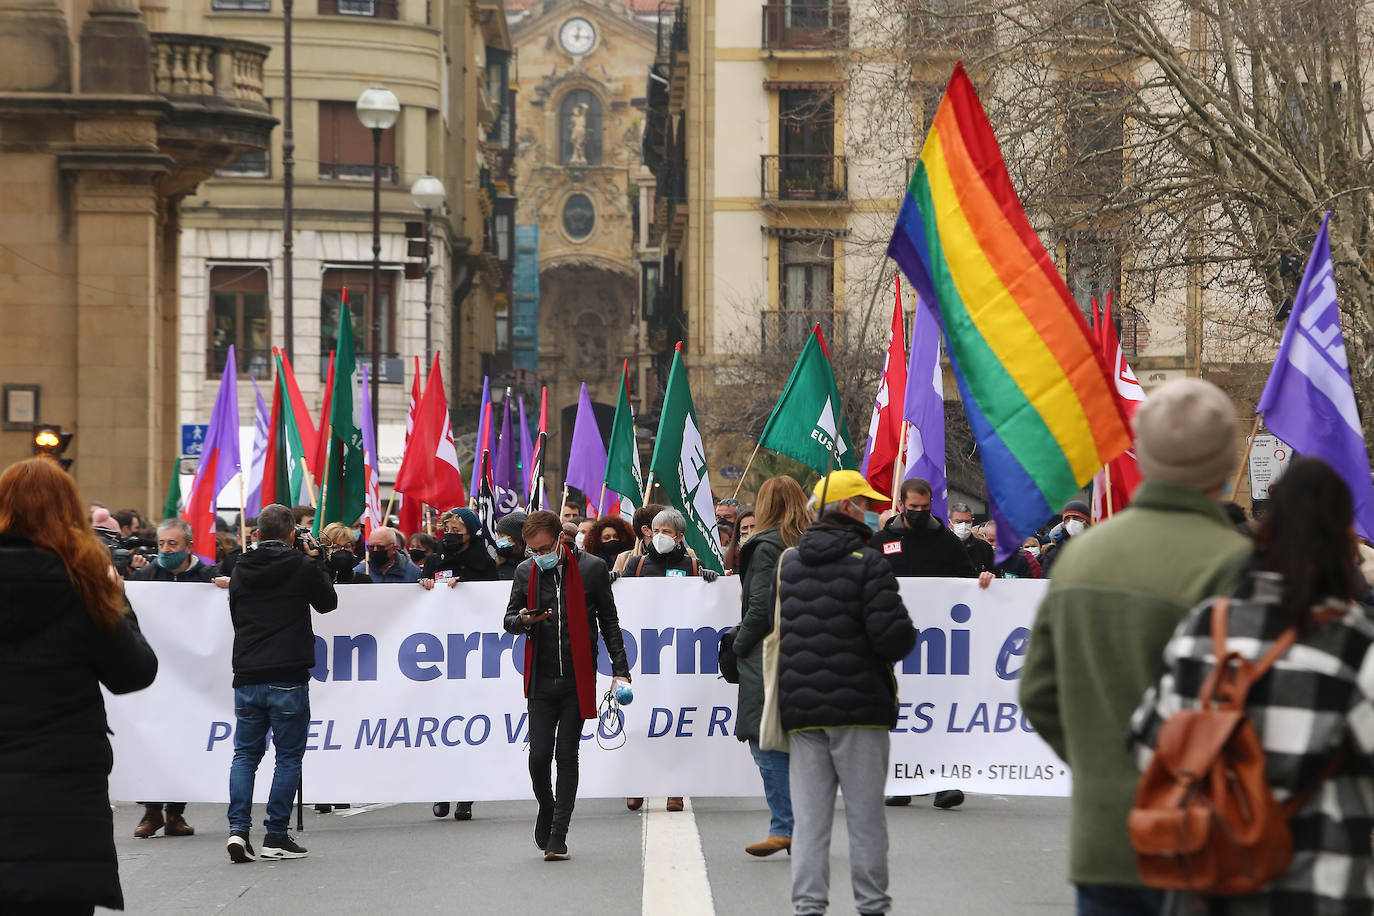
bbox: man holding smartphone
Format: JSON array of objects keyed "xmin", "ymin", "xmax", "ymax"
[
  {"xmin": 225, "ymin": 504, "xmax": 337, "ymax": 863},
  {"xmin": 504, "ymin": 510, "xmax": 630, "ymax": 861}
]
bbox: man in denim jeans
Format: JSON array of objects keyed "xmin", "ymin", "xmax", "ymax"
[{"xmin": 225, "ymin": 503, "xmax": 338, "ymax": 862}]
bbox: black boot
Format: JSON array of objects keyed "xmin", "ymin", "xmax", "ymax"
[
  {"xmin": 543, "ymin": 832, "xmax": 569, "ymax": 861},
  {"xmin": 432, "ymin": 802, "xmax": 450, "ymax": 818},
  {"xmin": 534, "ymin": 803, "xmax": 553, "ymax": 852},
  {"xmin": 454, "ymin": 801, "xmax": 473, "ymax": 821}
]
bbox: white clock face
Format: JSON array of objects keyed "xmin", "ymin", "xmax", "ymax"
[{"xmin": 559, "ymin": 17, "xmax": 596, "ymax": 55}]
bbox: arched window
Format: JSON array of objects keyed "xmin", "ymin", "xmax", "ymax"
[{"xmin": 559, "ymin": 89, "xmax": 603, "ymax": 166}]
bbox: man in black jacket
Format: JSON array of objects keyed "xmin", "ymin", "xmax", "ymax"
[
  {"xmin": 504, "ymin": 510, "xmax": 630, "ymax": 862},
  {"xmin": 780, "ymin": 471, "xmax": 916, "ymax": 916},
  {"xmin": 129, "ymin": 518, "xmax": 227, "ymax": 839},
  {"xmin": 225, "ymin": 504, "xmax": 337, "ymax": 864}
]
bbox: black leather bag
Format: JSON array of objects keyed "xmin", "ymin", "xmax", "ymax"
[{"xmin": 718, "ymin": 626, "xmax": 740, "ymax": 684}]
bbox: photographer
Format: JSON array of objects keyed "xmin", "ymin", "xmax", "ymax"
[
  {"xmin": 504, "ymin": 510, "xmax": 630, "ymax": 861},
  {"xmin": 128, "ymin": 518, "xmax": 225, "ymax": 840},
  {"xmin": 225, "ymin": 504, "xmax": 337, "ymax": 863}
]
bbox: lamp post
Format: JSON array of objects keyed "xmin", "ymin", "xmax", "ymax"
[
  {"xmin": 282, "ymin": 0, "xmax": 295, "ymax": 361},
  {"xmin": 355, "ymin": 86, "xmax": 400, "ymax": 443},
  {"xmin": 410, "ymin": 174, "xmax": 445, "ymax": 366}
]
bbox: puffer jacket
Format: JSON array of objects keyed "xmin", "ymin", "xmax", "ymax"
[
  {"xmin": 777, "ymin": 513, "xmax": 916, "ymax": 731},
  {"xmin": 0, "ymin": 535, "xmax": 158, "ymax": 909},
  {"xmin": 733, "ymin": 529, "xmax": 785, "ymax": 743}
]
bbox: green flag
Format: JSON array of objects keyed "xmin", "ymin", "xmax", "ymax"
[
  {"xmin": 757, "ymin": 330, "xmax": 859, "ymax": 475},
  {"xmin": 264, "ymin": 351, "xmax": 312, "ymax": 508},
  {"xmin": 604, "ymin": 361, "xmax": 643, "ymax": 509},
  {"xmin": 313, "ymin": 303, "xmax": 365, "ymax": 536},
  {"xmin": 649, "ymin": 349, "xmax": 724, "ymax": 572},
  {"xmin": 162, "ymin": 455, "xmax": 182, "ymax": 520}
]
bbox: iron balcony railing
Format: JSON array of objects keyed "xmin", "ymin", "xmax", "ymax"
[
  {"xmin": 761, "ymin": 154, "xmax": 848, "ymax": 202},
  {"xmin": 761, "ymin": 2, "xmax": 849, "ymax": 51},
  {"xmin": 761, "ymin": 309, "xmax": 842, "ymax": 351}
]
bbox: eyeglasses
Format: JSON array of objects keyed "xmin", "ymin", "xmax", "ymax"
[{"xmin": 525, "ymin": 542, "xmax": 559, "ymax": 558}]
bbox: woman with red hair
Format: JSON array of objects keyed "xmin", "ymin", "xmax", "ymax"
[{"xmin": 0, "ymin": 458, "xmax": 158, "ymax": 914}]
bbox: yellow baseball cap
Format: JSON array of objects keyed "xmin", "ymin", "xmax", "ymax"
[{"xmin": 812, "ymin": 470, "xmax": 888, "ymax": 507}]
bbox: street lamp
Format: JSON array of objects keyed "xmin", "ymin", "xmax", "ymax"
[
  {"xmin": 356, "ymin": 86, "xmax": 400, "ymax": 443},
  {"xmin": 410, "ymin": 174, "xmax": 445, "ymax": 366}
]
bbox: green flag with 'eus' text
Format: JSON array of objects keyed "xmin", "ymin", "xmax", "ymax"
[{"xmin": 757, "ymin": 329, "xmax": 859, "ymax": 475}]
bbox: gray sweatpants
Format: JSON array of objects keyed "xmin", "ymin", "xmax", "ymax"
[{"xmin": 788, "ymin": 727, "xmax": 891, "ymax": 915}]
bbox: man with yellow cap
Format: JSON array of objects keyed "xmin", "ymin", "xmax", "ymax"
[{"xmin": 777, "ymin": 469, "xmax": 917, "ymax": 916}]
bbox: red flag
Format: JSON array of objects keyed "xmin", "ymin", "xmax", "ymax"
[
  {"xmin": 1091, "ymin": 292, "xmax": 1145, "ymax": 521},
  {"xmin": 394, "ymin": 353, "xmax": 467, "ymax": 510},
  {"xmin": 398, "ymin": 355, "xmax": 424, "ymax": 536},
  {"xmin": 313, "ymin": 349, "xmax": 335, "ymax": 488},
  {"xmin": 259, "ymin": 350, "xmax": 285, "ymax": 510},
  {"xmin": 862, "ymin": 282, "xmax": 909, "ymax": 498},
  {"xmin": 277, "ymin": 349, "xmax": 318, "ymax": 482}
]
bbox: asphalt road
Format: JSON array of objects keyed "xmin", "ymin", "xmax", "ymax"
[{"xmin": 101, "ymin": 794, "xmax": 1072, "ymax": 915}]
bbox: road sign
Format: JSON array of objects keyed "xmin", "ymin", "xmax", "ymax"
[
  {"xmin": 1248, "ymin": 433, "xmax": 1292, "ymax": 500},
  {"xmin": 181, "ymin": 424, "xmax": 209, "ymax": 457}
]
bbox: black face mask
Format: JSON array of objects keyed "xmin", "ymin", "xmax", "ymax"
[
  {"xmin": 905, "ymin": 509, "xmax": 931, "ymax": 529},
  {"xmin": 599, "ymin": 539, "xmax": 625, "ymax": 559},
  {"xmin": 327, "ymin": 550, "xmax": 355, "ymax": 574},
  {"xmin": 408, "ymin": 548, "xmax": 427, "ymax": 564},
  {"xmin": 442, "ymin": 533, "xmax": 468, "ymax": 553},
  {"xmin": 367, "ymin": 547, "xmax": 393, "ymax": 566}
]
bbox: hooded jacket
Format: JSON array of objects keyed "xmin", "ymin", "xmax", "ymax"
[
  {"xmin": 503, "ymin": 547, "xmax": 630, "ymax": 684},
  {"xmin": 228, "ymin": 540, "xmax": 337, "ymax": 686},
  {"xmin": 869, "ymin": 512, "xmax": 977, "ymax": 578},
  {"xmin": 0, "ymin": 535, "xmax": 158, "ymax": 909},
  {"xmin": 777, "ymin": 513, "xmax": 917, "ymax": 731}
]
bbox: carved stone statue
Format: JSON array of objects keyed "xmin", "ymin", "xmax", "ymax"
[{"xmin": 568, "ymin": 102, "xmax": 588, "ymax": 166}]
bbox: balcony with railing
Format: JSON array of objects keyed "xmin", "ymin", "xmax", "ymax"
[
  {"xmin": 150, "ymin": 33, "xmax": 270, "ymax": 111},
  {"xmin": 907, "ymin": 2, "xmax": 994, "ymax": 53},
  {"xmin": 761, "ymin": 154, "xmax": 848, "ymax": 202},
  {"xmin": 317, "ymin": 0, "xmax": 400, "ymax": 19},
  {"xmin": 762, "ymin": 2, "xmax": 849, "ymax": 52},
  {"xmin": 761, "ymin": 309, "xmax": 842, "ymax": 351},
  {"xmin": 317, "ymin": 162, "xmax": 399, "ymax": 182}
]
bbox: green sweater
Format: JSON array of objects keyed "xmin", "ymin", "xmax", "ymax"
[{"xmin": 1019, "ymin": 481, "xmax": 1251, "ymax": 887}]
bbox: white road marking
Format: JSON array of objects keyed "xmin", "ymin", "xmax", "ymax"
[
  {"xmin": 333, "ymin": 803, "xmax": 398, "ymax": 818},
  {"xmin": 641, "ymin": 796, "xmax": 716, "ymax": 916}
]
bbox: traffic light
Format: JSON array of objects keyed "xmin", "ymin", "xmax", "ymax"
[{"xmin": 32, "ymin": 424, "xmax": 73, "ymax": 470}]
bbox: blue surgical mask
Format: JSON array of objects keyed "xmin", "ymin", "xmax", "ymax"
[
  {"xmin": 534, "ymin": 548, "xmax": 560, "ymax": 571},
  {"xmin": 157, "ymin": 549, "xmax": 187, "ymax": 570},
  {"xmin": 495, "ymin": 536, "xmax": 514, "ymax": 549},
  {"xmin": 863, "ymin": 510, "xmax": 881, "ymax": 530}
]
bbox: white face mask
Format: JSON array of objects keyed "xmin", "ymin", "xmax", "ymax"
[
  {"xmin": 651, "ymin": 533, "xmax": 678, "ymax": 555},
  {"xmin": 1064, "ymin": 519, "xmax": 1086, "ymax": 538},
  {"xmin": 1025, "ymin": 546, "xmax": 1040, "ymax": 558},
  {"xmin": 574, "ymin": 532, "xmax": 586, "ymax": 549},
  {"xmin": 952, "ymin": 522, "xmax": 972, "ymax": 541}
]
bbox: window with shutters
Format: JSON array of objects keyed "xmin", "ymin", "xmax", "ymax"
[
  {"xmin": 318, "ymin": 100, "xmax": 398, "ymax": 182},
  {"xmin": 208, "ymin": 265, "xmax": 271, "ymax": 378},
  {"xmin": 320, "ymin": 269, "xmax": 396, "ymax": 360}
]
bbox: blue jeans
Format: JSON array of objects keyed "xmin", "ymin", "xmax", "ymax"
[
  {"xmin": 227, "ymin": 682, "xmax": 310, "ymax": 836},
  {"xmin": 749, "ymin": 739, "xmax": 793, "ymax": 838},
  {"xmin": 1076, "ymin": 884, "xmax": 1164, "ymax": 916}
]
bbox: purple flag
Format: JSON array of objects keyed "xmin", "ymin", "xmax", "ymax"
[
  {"xmin": 519, "ymin": 395, "xmax": 533, "ymax": 482},
  {"xmin": 564, "ymin": 383, "xmax": 608, "ymax": 515},
  {"xmin": 902, "ymin": 295, "xmax": 949, "ymax": 523},
  {"xmin": 243, "ymin": 378, "xmax": 270, "ymax": 518},
  {"xmin": 1258, "ymin": 212, "xmax": 1374, "ymax": 539},
  {"xmin": 493, "ymin": 393, "xmax": 522, "ymax": 515},
  {"xmin": 184, "ymin": 344, "xmax": 240, "ymax": 561},
  {"xmin": 471, "ymin": 376, "xmax": 492, "ymax": 489}
]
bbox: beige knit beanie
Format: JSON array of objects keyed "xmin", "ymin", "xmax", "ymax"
[{"xmin": 1133, "ymin": 378, "xmax": 1238, "ymax": 491}]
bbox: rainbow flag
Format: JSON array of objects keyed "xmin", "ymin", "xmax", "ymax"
[{"xmin": 886, "ymin": 63, "xmax": 1130, "ymax": 559}]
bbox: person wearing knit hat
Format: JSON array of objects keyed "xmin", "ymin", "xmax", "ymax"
[
  {"xmin": 493, "ymin": 511, "xmax": 528, "ymax": 581},
  {"xmin": 1020, "ymin": 377, "xmax": 1252, "ymax": 910},
  {"xmin": 1040, "ymin": 498, "xmax": 1092, "ymax": 577}
]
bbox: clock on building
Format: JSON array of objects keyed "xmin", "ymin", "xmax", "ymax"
[{"xmin": 559, "ymin": 17, "xmax": 596, "ymax": 55}]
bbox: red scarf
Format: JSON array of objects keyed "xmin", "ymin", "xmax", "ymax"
[{"xmin": 524, "ymin": 551, "xmax": 598, "ymax": 720}]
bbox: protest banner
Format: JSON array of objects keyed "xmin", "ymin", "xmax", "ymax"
[{"xmin": 110, "ymin": 577, "xmax": 1066, "ymax": 802}]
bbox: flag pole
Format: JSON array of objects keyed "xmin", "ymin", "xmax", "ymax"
[
  {"xmin": 560, "ymin": 484, "xmax": 569, "ymax": 514},
  {"xmin": 384, "ymin": 489, "xmax": 396, "ymax": 522},
  {"xmin": 642, "ymin": 472, "xmax": 655, "ymax": 504},
  {"xmin": 596, "ymin": 484, "xmax": 607, "ymax": 517},
  {"xmin": 891, "ymin": 423, "xmax": 910, "ymax": 511},
  {"xmin": 1232, "ymin": 412, "xmax": 1262, "ymax": 500},
  {"xmin": 238, "ymin": 471, "xmax": 248, "ymax": 546},
  {"xmin": 730, "ymin": 441, "xmax": 763, "ymax": 501},
  {"xmin": 1104, "ymin": 464, "xmax": 1115, "ymax": 519},
  {"xmin": 300, "ymin": 458, "xmax": 317, "ymax": 508}
]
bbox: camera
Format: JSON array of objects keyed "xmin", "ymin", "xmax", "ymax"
[
  {"xmin": 294, "ymin": 526, "xmax": 317, "ymax": 553},
  {"xmin": 95, "ymin": 528, "xmax": 156, "ymax": 576}
]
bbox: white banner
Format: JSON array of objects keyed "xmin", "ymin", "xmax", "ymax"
[{"xmin": 110, "ymin": 577, "xmax": 1067, "ymax": 802}]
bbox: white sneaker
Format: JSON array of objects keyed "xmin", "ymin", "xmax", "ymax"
[
  {"xmin": 227, "ymin": 834, "xmax": 255, "ymax": 863},
  {"xmin": 260, "ymin": 833, "xmax": 309, "ymax": 859}
]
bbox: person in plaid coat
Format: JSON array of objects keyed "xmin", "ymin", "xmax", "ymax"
[{"xmin": 1130, "ymin": 456, "xmax": 1374, "ymax": 916}]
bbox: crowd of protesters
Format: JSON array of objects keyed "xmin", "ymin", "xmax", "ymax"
[{"xmin": 6, "ymin": 378, "xmax": 1374, "ymax": 914}]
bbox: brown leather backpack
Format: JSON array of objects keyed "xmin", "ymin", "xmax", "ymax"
[{"xmin": 1128, "ymin": 597, "xmax": 1347, "ymax": 895}]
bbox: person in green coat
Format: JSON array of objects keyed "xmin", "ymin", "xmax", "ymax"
[
  {"xmin": 1019, "ymin": 378, "xmax": 1253, "ymax": 916},
  {"xmin": 733, "ymin": 475, "xmax": 813, "ymax": 859}
]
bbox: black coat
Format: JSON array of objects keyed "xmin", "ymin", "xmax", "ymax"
[
  {"xmin": 620, "ymin": 542, "xmax": 699, "ymax": 578},
  {"xmin": 130, "ymin": 555, "xmax": 218, "ymax": 583},
  {"xmin": 962, "ymin": 535, "xmax": 996, "ymax": 574},
  {"xmin": 422, "ymin": 544, "xmax": 498, "ymax": 582},
  {"xmin": 228, "ymin": 541, "xmax": 337, "ymax": 685},
  {"xmin": 503, "ymin": 549, "xmax": 630, "ymax": 683},
  {"xmin": 869, "ymin": 514, "xmax": 977, "ymax": 578},
  {"xmin": 0, "ymin": 535, "xmax": 158, "ymax": 909},
  {"xmin": 777, "ymin": 513, "xmax": 916, "ymax": 732},
  {"xmin": 733, "ymin": 529, "xmax": 785, "ymax": 743}
]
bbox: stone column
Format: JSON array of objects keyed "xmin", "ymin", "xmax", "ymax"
[
  {"xmin": 0, "ymin": 0, "xmax": 71, "ymax": 91},
  {"xmin": 80, "ymin": 0, "xmax": 150, "ymax": 94}
]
